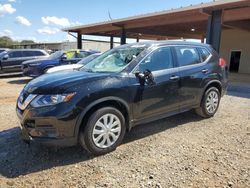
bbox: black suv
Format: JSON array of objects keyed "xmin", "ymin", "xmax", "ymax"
[
  {"xmin": 16, "ymin": 41, "xmax": 228, "ymax": 155},
  {"xmin": 0, "ymin": 49, "xmax": 48, "ymax": 73}
]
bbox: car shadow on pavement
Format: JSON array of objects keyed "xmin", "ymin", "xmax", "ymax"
[
  {"xmin": 7, "ymin": 78, "xmax": 32, "ymax": 85},
  {"xmin": 0, "ymin": 111, "xmax": 203, "ymax": 178}
]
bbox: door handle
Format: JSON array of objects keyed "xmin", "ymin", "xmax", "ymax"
[
  {"xmin": 202, "ymin": 69, "xmax": 208, "ymax": 73},
  {"xmin": 170, "ymin": 75, "xmax": 180, "ymax": 81}
]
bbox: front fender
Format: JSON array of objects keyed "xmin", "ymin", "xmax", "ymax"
[{"xmin": 74, "ymin": 96, "xmax": 130, "ymax": 137}]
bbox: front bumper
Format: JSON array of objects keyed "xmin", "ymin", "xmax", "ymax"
[
  {"xmin": 16, "ymin": 103, "xmax": 79, "ymax": 147},
  {"xmin": 20, "ymin": 126, "xmax": 77, "ymax": 146}
]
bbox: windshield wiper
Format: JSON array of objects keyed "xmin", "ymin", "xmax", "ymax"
[{"xmin": 82, "ymin": 68, "xmax": 94, "ymax": 73}]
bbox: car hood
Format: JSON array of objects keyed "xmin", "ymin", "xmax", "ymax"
[
  {"xmin": 22, "ymin": 58, "xmax": 57, "ymax": 65},
  {"xmin": 23, "ymin": 70, "xmax": 110, "ymax": 94},
  {"xmin": 46, "ymin": 64, "xmax": 82, "ymax": 73}
]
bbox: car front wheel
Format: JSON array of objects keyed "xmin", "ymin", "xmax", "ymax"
[{"xmin": 79, "ymin": 107, "xmax": 126, "ymax": 155}]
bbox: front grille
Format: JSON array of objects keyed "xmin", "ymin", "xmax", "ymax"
[
  {"xmin": 18, "ymin": 92, "xmax": 37, "ymax": 110},
  {"xmin": 22, "ymin": 91, "xmax": 29, "ymax": 102},
  {"xmin": 22, "ymin": 64, "xmax": 28, "ymax": 69}
]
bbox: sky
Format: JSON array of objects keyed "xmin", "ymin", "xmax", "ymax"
[{"xmin": 0, "ymin": 0, "xmax": 212, "ymax": 43}]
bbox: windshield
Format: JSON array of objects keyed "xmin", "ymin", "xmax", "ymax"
[
  {"xmin": 81, "ymin": 46, "xmax": 145, "ymax": 73},
  {"xmin": 77, "ymin": 54, "xmax": 100, "ymax": 65},
  {"xmin": 48, "ymin": 51, "xmax": 64, "ymax": 60}
]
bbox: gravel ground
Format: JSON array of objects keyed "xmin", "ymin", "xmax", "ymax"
[{"xmin": 0, "ymin": 76, "xmax": 249, "ymax": 188}]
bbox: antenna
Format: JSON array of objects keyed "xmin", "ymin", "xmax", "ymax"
[{"xmin": 108, "ymin": 10, "xmax": 112, "ymax": 21}]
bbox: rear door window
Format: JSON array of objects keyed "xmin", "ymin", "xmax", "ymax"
[
  {"xmin": 174, "ymin": 46, "xmax": 201, "ymax": 67},
  {"xmin": 8, "ymin": 51, "xmax": 23, "ymax": 58},
  {"xmin": 138, "ymin": 47, "xmax": 173, "ymax": 72},
  {"xmin": 23, "ymin": 51, "xmax": 35, "ymax": 57},
  {"xmin": 33, "ymin": 51, "xmax": 46, "ymax": 56}
]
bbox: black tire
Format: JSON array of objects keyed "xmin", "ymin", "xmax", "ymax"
[
  {"xmin": 79, "ymin": 107, "xmax": 126, "ymax": 155},
  {"xmin": 195, "ymin": 87, "xmax": 221, "ymax": 118}
]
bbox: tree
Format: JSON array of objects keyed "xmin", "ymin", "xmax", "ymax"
[
  {"xmin": 0, "ymin": 36, "xmax": 14, "ymax": 48},
  {"xmin": 0, "ymin": 36, "xmax": 35, "ymax": 48}
]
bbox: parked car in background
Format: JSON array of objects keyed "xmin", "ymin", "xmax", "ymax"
[
  {"xmin": 0, "ymin": 49, "xmax": 49, "ymax": 73},
  {"xmin": 46, "ymin": 53, "xmax": 101, "ymax": 74},
  {"xmin": 16, "ymin": 41, "xmax": 228, "ymax": 155},
  {"xmin": 22, "ymin": 49, "xmax": 100, "ymax": 77},
  {"xmin": 0, "ymin": 48, "xmax": 9, "ymax": 54}
]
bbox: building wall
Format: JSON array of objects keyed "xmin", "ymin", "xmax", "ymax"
[
  {"xmin": 220, "ymin": 28, "xmax": 250, "ymax": 74},
  {"xmin": 61, "ymin": 41, "xmax": 110, "ymax": 52},
  {"xmin": 14, "ymin": 41, "xmax": 111, "ymax": 52}
]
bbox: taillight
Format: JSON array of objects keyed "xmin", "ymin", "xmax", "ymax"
[{"xmin": 219, "ymin": 58, "xmax": 226, "ymax": 67}]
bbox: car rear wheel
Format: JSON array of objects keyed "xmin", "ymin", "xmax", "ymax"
[
  {"xmin": 79, "ymin": 107, "xmax": 126, "ymax": 155},
  {"xmin": 195, "ymin": 87, "xmax": 221, "ymax": 118}
]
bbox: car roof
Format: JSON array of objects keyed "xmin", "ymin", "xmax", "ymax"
[
  {"xmin": 8, "ymin": 49, "xmax": 46, "ymax": 52},
  {"xmin": 116, "ymin": 40, "xmax": 211, "ymax": 49}
]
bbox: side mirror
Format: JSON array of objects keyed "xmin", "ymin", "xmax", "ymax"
[
  {"xmin": 135, "ymin": 69, "xmax": 155, "ymax": 86},
  {"xmin": 61, "ymin": 54, "xmax": 67, "ymax": 60},
  {"xmin": 2, "ymin": 54, "xmax": 9, "ymax": 60}
]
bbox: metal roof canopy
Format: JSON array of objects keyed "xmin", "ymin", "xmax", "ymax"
[{"xmin": 63, "ymin": 0, "xmax": 250, "ymax": 40}]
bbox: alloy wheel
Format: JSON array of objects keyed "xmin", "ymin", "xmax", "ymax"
[{"xmin": 92, "ymin": 113, "xmax": 121, "ymax": 149}]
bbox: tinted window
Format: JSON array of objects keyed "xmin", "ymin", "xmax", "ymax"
[
  {"xmin": 175, "ymin": 46, "xmax": 201, "ymax": 66},
  {"xmin": 77, "ymin": 51, "xmax": 91, "ymax": 58},
  {"xmin": 23, "ymin": 51, "xmax": 35, "ymax": 57},
  {"xmin": 199, "ymin": 48, "xmax": 211, "ymax": 62},
  {"xmin": 138, "ymin": 47, "xmax": 173, "ymax": 72},
  {"xmin": 8, "ymin": 51, "xmax": 23, "ymax": 58},
  {"xmin": 34, "ymin": 51, "xmax": 46, "ymax": 56}
]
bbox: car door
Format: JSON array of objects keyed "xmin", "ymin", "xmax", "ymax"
[
  {"xmin": 132, "ymin": 46, "xmax": 181, "ymax": 122},
  {"xmin": 173, "ymin": 46, "xmax": 208, "ymax": 108},
  {"xmin": 1, "ymin": 51, "xmax": 24, "ymax": 71}
]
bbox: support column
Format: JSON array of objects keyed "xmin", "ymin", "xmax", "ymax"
[
  {"xmin": 110, "ymin": 36, "xmax": 114, "ymax": 49},
  {"xmin": 136, "ymin": 36, "xmax": 139, "ymax": 42},
  {"xmin": 206, "ymin": 10, "xmax": 222, "ymax": 52},
  {"xmin": 201, "ymin": 35, "xmax": 205, "ymax": 43},
  {"xmin": 120, "ymin": 28, "xmax": 126, "ymax": 45},
  {"xmin": 77, "ymin": 32, "xmax": 82, "ymax": 49}
]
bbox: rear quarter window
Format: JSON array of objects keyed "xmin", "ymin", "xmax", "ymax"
[{"xmin": 198, "ymin": 48, "xmax": 211, "ymax": 62}]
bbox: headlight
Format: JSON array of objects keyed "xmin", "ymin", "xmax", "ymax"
[{"xmin": 30, "ymin": 93, "xmax": 76, "ymax": 107}]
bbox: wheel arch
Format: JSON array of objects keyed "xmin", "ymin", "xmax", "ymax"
[
  {"xmin": 43, "ymin": 65, "xmax": 55, "ymax": 72},
  {"xmin": 74, "ymin": 96, "xmax": 131, "ymax": 137},
  {"xmin": 199, "ymin": 80, "xmax": 222, "ymax": 106}
]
